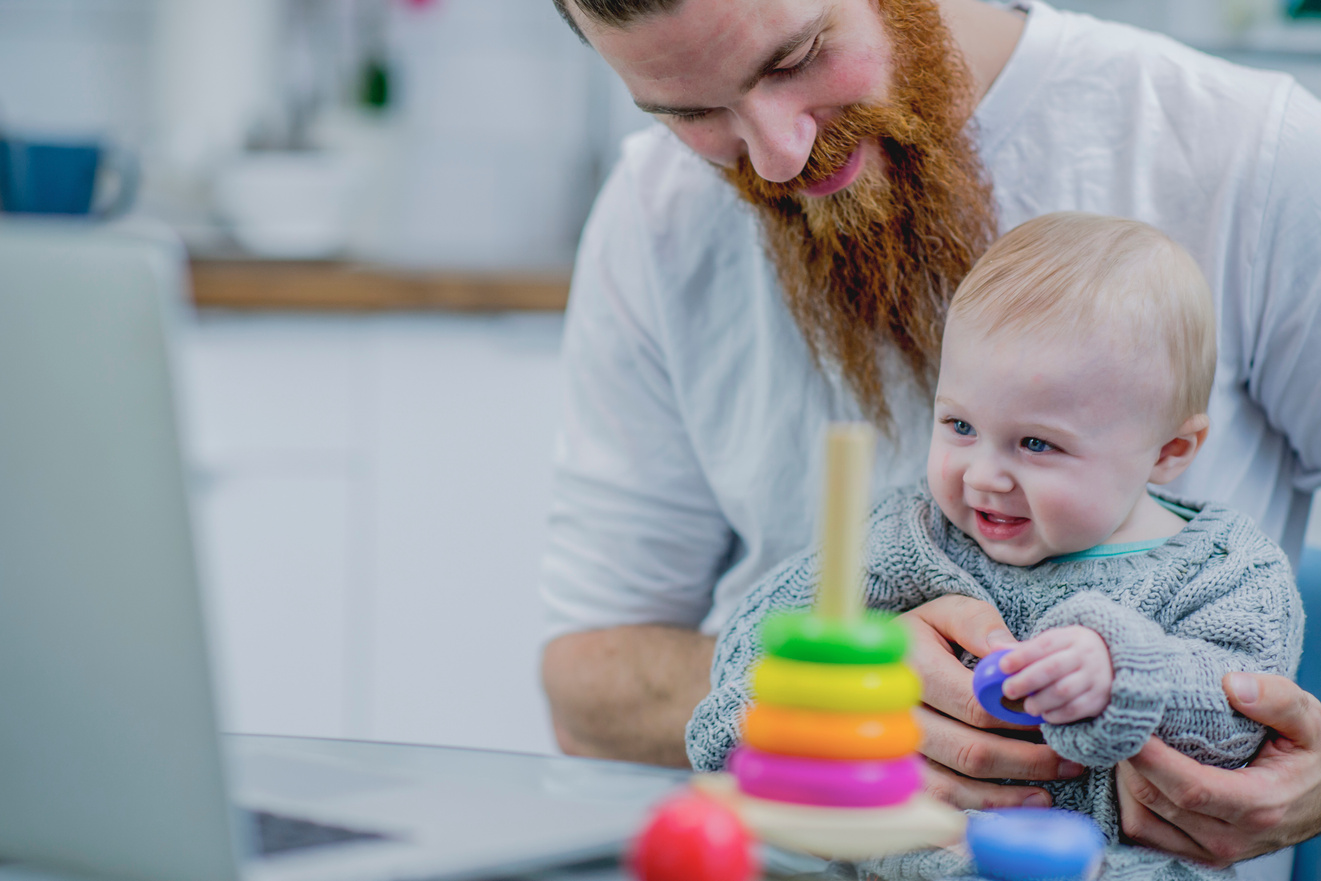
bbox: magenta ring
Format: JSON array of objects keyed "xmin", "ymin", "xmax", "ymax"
[{"xmin": 729, "ymin": 746, "xmax": 923, "ymax": 808}]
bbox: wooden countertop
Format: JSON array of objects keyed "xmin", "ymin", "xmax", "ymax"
[{"xmin": 189, "ymin": 260, "xmax": 571, "ymax": 312}]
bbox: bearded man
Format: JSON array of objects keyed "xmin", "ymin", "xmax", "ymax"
[{"xmin": 538, "ymin": 0, "xmax": 1321, "ymax": 874}]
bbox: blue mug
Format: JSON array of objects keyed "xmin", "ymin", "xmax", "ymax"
[{"xmin": 0, "ymin": 137, "xmax": 139, "ymax": 218}]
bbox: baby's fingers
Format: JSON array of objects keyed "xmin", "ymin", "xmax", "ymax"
[
  {"xmin": 999, "ymin": 630, "xmax": 1076, "ymax": 675},
  {"xmin": 1024, "ymin": 669, "xmax": 1094, "ymax": 715},
  {"xmin": 1026, "ymin": 667, "xmax": 1111, "ymax": 724},
  {"xmin": 1003, "ymin": 651, "xmax": 1082, "ymax": 701},
  {"xmin": 1037, "ymin": 689, "xmax": 1109, "ymax": 724}
]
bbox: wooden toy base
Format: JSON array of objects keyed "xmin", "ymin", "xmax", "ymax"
[{"xmin": 692, "ymin": 773, "xmax": 966, "ymax": 862}]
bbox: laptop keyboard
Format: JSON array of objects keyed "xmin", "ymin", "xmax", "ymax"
[{"xmin": 244, "ymin": 809, "xmax": 391, "ymax": 856}]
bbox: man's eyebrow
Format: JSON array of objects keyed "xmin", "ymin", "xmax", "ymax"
[{"xmin": 633, "ymin": 12, "xmax": 829, "ymax": 116}]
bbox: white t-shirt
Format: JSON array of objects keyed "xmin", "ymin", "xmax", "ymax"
[{"xmin": 540, "ymin": 0, "xmax": 1321, "ymax": 642}]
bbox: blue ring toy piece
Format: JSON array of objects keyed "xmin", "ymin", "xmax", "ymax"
[
  {"xmin": 972, "ymin": 649, "xmax": 1044, "ymax": 726},
  {"xmin": 966, "ymin": 808, "xmax": 1105, "ymax": 881}
]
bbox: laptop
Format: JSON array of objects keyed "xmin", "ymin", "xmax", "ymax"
[{"xmin": 0, "ymin": 220, "xmax": 686, "ymax": 881}]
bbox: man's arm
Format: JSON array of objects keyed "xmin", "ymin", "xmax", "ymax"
[
  {"xmin": 542, "ymin": 624, "xmax": 715, "ymax": 768},
  {"xmin": 1117, "ymin": 672, "xmax": 1321, "ymax": 866}
]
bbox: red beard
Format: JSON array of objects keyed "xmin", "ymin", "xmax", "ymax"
[{"xmin": 722, "ymin": 0, "xmax": 998, "ymax": 427}]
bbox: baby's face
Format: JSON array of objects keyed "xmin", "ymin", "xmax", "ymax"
[{"xmin": 926, "ymin": 316, "xmax": 1173, "ymax": 565}]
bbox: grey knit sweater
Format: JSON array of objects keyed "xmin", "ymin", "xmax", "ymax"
[{"xmin": 687, "ymin": 483, "xmax": 1303, "ymax": 862}]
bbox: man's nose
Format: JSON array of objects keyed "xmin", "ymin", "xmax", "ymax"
[
  {"xmin": 737, "ymin": 97, "xmax": 817, "ymax": 184},
  {"xmin": 963, "ymin": 454, "xmax": 1014, "ymax": 495}
]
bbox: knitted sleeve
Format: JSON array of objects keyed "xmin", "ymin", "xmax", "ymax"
[
  {"xmin": 685, "ymin": 546, "xmax": 819, "ymax": 771},
  {"xmin": 1030, "ymin": 525, "xmax": 1303, "ymax": 768}
]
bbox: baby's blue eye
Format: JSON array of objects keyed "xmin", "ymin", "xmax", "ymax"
[
  {"xmin": 1022, "ymin": 437, "xmax": 1052, "ymax": 453},
  {"xmin": 952, "ymin": 420, "xmax": 973, "ymax": 436}
]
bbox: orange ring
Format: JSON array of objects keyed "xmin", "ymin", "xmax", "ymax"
[{"xmin": 742, "ymin": 704, "xmax": 922, "ymax": 760}]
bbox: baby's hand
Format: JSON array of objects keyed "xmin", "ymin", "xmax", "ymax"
[{"xmin": 999, "ymin": 626, "xmax": 1113, "ymax": 724}]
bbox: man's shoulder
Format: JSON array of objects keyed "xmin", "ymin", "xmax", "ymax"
[
  {"xmin": 616, "ymin": 124, "xmax": 706, "ymax": 180},
  {"xmin": 612, "ymin": 125, "xmax": 748, "ymax": 226},
  {"xmin": 577, "ymin": 125, "xmax": 772, "ymax": 318},
  {"xmin": 1045, "ymin": 3, "xmax": 1294, "ymax": 107},
  {"xmin": 989, "ymin": 3, "xmax": 1304, "ymax": 243}
]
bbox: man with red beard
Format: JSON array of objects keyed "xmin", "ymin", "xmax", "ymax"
[{"xmin": 538, "ymin": 0, "xmax": 1321, "ymax": 872}]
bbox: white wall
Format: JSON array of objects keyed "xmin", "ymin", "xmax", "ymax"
[
  {"xmin": 362, "ymin": 0, "xmax": 599, "ymax": 269},
  {"xmin": 0, "ymin": 0, "xmax": 153, "ymax": 143}
]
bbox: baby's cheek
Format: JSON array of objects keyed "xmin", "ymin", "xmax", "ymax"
[
  {"xmin": 1036, "ymin": 483, "xmax": 1109, "ymax": 544},
  {"xmin": 927, "ymin": 452, "xmax": 955, "ymax": 497}
]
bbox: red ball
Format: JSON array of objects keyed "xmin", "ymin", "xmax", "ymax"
[{"xmin": 629, "ymin": 790, "xmax": 759, "ymax": 881}]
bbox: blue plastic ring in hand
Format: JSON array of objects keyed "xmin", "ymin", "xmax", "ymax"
[
  {"xmin": 972, "ymin": 649, "xmax": 1044, "ymax": 726},
  {"xmin": 966, "ymin": 808, "xmax": 1105, "ymax": 881}
]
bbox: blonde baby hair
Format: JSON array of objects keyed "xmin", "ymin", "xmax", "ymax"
[{"xmin": 948, "ymin": 211, "xmax": 1216, "ymax": 424}]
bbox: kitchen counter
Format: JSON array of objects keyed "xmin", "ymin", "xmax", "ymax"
[{"xmin": 189, "ymin": 260, "xmax": 571, "ymax": 312}]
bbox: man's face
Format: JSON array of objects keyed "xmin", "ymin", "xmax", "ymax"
[
  {"xmin": 570, "ymin": 0, "xmax": 997, "ymax": 428},
  {"xmin": 577, "ymin": 0, "xmax": 893, "ymax": 189}
]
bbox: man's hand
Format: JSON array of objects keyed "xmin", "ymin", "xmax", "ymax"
[
  {"xmin": 541, "ymin": 624, "xmax": 715, "ymax": 768},
  {"xmin": 1117, "ymin": 672, "xmax": 1321, "ymax": 866},
  {"xmin": 900, "ymin": 596, "xmax": 1086, "ymax": 809},
  {"xmin": 1000, "ymin": 626, "xmax": 1113, "ymax": 724}
]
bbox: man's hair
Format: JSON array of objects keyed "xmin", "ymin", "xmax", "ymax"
[
  {"xmin": 948, "ymin": 212, "xmax": 1216, "ymax": 422},
  {"xmin": 552, "ymin": 0, "xmax": 682, "ymax": 42}
]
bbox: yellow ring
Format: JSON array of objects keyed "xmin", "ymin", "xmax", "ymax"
[
  {"xmin": 742, "ymin": 704, "xmax": 922, "ymax": 760},
  {"xmin": 750, "ymin": 656, "xmax": 921, "ymax": 713}
]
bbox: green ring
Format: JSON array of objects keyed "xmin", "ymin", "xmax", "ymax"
[{"xmin": 761, "ymin": 610, "xmax": 909, "ymax": 665}]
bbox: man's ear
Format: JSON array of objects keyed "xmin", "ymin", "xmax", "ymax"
[{"xmin": 1149, "ymin": 413, "xmax": 1210, "ymax": 485}]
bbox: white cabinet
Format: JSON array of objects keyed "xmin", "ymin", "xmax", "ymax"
[
  {"xmin": 197, "ymin": 471, "xmax": 359, "ymax": 738},
  {"xmin": 177, "ymin": 311, "xmax": 563, "ymax": 755}
]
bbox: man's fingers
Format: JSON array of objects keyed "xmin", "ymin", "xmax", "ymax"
[
  {"xmin": 902, "ymin": 602, "xmax": 1034, "ymax": 729},
  {"xmin": 922, "ymin": 759, "xmax": 1052, "ymax": 811},
  {"xmin": 904, "ymin": 595, "xmax": 1017, "ymax": 658},
  {"xmin": 903, "ymin": 613, "xmax": 1003, "ymax": 727},
  {"xmin": 1115, "ymin": 763, "xmax": 1228, "ymax": 867},
  {"xmin": 1224, "ymin": 672, "xmax": 1321, "ymax": 747},
  {"xmin": 1113, "ymin": 677, "xmax": 1321, "ymax": 864},
  {"xmin": 916, "ymin": 705, "xmax": 1084, "ymax": 781},
  {"xmin": 1125, "ymin": 734, "xmax": 1244, "ymax": 821}
]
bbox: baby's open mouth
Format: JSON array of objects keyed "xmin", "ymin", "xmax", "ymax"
[{"xmin": 978, "ymin": 510, "xmax": 1028, "ymax": 525}]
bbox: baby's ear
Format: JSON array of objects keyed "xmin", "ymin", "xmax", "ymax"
[{"xmin": 1148, "ymin": 413, "xmax": 1210, "ymax": 485}]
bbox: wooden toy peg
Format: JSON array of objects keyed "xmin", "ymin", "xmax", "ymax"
[{"xmin": 816, "ymin": 423, "xmax": 877, "ymax": 621}]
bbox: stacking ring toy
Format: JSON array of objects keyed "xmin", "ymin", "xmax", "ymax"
[
  {"xmin": 751, "ymin": 656, "xmax": 921, "ymax": 713},
  {"xmin": 729, "ymin": 746, "xmax": 924, "ymax": 808},
  {"xmin": 972, "ymin": 649, "xmax": 1044, "ymax": 726},
  {"xmin": 966, "ymin": 808, "xmax": 1104, "ymax": 881},
  {"xmin": 742, "ymin": 704, "xmax": 922, "ymax": 760},
  {"xmin": 761, "ymin": 610, "xmax": 909, "ymax": 665}
]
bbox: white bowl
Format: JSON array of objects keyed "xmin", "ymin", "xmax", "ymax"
[{"xmin": 214, "ymin": 151, "xmax": 361, "ymax": 259}]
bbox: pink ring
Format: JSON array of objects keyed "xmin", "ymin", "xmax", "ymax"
[{"xmin": 729, "ymin": 746, "xmax": 923, "ymax": 808}]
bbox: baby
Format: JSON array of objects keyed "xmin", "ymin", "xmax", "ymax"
[{"xmin": 686, "ymin": 212, "xmax": 1304, "ymax": 856}]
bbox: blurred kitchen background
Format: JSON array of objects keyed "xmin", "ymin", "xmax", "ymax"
[{"xmin": 0, "ymin": 0, "xmax": 1318, "ymax": 757}]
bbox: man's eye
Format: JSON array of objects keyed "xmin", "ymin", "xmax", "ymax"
[
  {"xmin": 776, "ymin": 36, "xmax": 822, "ymax": 79},
  {"xmin": 951, "ymin": 420, "xmax": 973, "ymax": 436},
  {"xmin": 669, "ymin": 110, "xmax": 712, "ymax": 122},
  {"xmin": 1022, "ymin": 437, "xmax": 1054, "ymax": 453}
]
